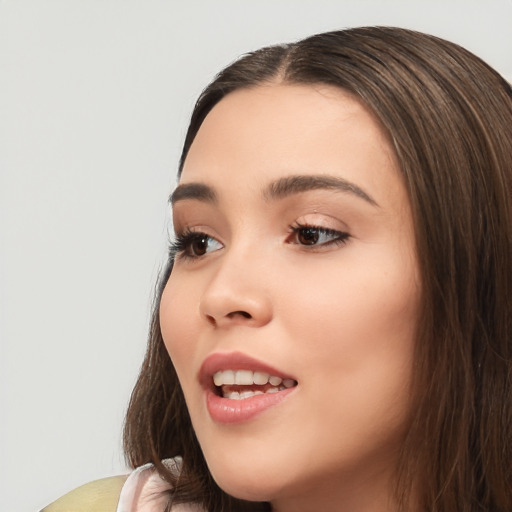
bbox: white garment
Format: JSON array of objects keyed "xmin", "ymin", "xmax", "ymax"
[{"xmin": 116, "ymin": 459, "xmax": 204, "ymax": 512}]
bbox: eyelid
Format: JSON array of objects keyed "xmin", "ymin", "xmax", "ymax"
[
  {"xmin": 169, "ymin": 227, "xmax": 224, "ymax": 261},
  {"xmin": 287, "ymin": 222, "xmax": 350, "ymax": 248}
]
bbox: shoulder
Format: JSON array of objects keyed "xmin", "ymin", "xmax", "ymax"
[
  {"xmin": 41, "ymin": 459, "xmax": 203, "ymax": 512},
  {"xmin": 41, "ymin": 475, "xmax": 128, "ymax": 512}
]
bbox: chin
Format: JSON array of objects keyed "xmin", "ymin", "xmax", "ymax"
[{"xmin": 205, "ymin": 457, "xmax": 284, "ymax": 503}]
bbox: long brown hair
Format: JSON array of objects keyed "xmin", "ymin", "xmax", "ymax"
[{"xmin": 124, "ymin": 27, "xmax": 512, "ymax": 512}]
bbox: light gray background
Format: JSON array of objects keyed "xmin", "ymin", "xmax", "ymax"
[{"xmin": 1, "ymin": 1, "xmax": 511, "ymax": 511}]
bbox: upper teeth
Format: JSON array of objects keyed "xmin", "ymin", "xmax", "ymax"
[{"xmin": 213, "ymin": 369, "xmax": 295, "ymax": 388}]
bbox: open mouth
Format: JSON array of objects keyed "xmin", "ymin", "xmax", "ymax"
[{"xmin": 213, "ymin": 369, "xmax": 298, "ymax": 400}]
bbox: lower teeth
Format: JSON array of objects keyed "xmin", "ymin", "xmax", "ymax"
[{"xmin": 223, "ymin": 385, "xmax": 286, "ymax": 400}]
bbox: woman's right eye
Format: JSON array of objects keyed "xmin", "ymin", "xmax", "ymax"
[{"xmin": 169, "ymin": 231, "xmax": 223, "ymax": 260}]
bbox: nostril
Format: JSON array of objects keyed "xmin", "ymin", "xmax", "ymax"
[
  {"xmin": 227, "ymin": 310, "xmax": 252, "ymax": 319},
  {"xmin": 204, "ymin": 310, "xmax": 253, "ymax": 327}
]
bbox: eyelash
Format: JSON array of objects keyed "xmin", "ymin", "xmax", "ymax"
[
  {"xmin": 169, "ymin": 224, "xmax": 350, "ymax": 261},
  {"xmin": 168, "ymin": 229, "xmax": 219, "ymax": 261},
  {"xmin": 288, "ymin": 222, "xmax": 350, "ymax": 248}
]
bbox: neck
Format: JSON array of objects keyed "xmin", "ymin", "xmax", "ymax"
[{"xmin": 269, "ymin": 462, "xmax": 412, "ymax": 512}]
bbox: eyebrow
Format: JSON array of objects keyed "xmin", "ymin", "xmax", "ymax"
[
  {"xmin": 170, "ymin": 182, "xmax": 217, "ymax": 205},
  {"xmin": 170, "ymin": 174, "xmax": 378, "ymax": 207},
  {"xmin": 264, "ymin": 174, "xmax": 378, "ymax": 206}
]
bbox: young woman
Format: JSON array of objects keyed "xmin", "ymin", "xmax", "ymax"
[{"xmin": 43, "ymin": 26, "xmax": 512, "ymax": 512}]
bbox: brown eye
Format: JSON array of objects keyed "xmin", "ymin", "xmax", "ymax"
[
  {"xmin": 190, "ymin": 235, "xmax": 209, "ymax": 256},
  {"xmin": 171, "ymin": 231, "xmax": 223, "ymax": 260},
  {"xmin": 297, "ymin": 227, "xmax": 320, "ymax": 245},
  {"xmin": 185, "ymin": 234, "xmax": 223, "ymax": 257},
  {"xmin": 289, "ymin": 224, "xmax": 350, "ymax": 248}
]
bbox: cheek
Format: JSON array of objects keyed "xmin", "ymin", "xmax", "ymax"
[
  {"xmin": 159, "ymin": 272, "xmax": 201, "ymax": 383},
  {"xmin": 279, "ymin": 248, "xmax": 419, "ymax": 343},
  {"xmin": 276, "ymin": 248, "xmax": 419, "ymax": 407}
]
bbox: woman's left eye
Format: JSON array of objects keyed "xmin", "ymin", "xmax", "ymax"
[{"xmin": 288, "ymin": 224, "xmax": 350, "ymax": 247}]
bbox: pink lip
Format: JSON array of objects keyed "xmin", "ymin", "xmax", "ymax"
[{"xmin": 199, "ymin": 351, "xmax": 298, "ymax": 424}]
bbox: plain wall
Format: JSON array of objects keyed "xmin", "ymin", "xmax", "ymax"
[{"xmin": 1, "ymin": 1, "xmax": 511, "ymax": 510}]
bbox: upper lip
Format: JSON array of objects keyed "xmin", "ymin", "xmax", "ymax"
[{"xmin": 199, "ymin": 351, "xmax": 297, "ymax": 390}]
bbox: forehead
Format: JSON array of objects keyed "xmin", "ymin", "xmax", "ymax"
[{"xmin": 180, "ymin": 83, "xmax": 402, "ymax": 207}]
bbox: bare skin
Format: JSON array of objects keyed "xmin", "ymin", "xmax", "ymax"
[{"xmin": 160, "ymin": 83, "xmax": 420, "ymax": 512}]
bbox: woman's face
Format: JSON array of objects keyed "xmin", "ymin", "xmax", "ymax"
[{"xmin": 160, "ymin": 84, "xmax": 420, "ymax": 511}]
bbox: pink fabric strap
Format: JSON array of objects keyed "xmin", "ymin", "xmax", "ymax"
[{"xmin": 116, "ymin": 459, "xmax": 203, "ymax": 512}]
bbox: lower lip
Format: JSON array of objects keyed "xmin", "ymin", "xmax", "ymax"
[{"xmin": 205, "ymin": 387, "xmax": 296, "ymax": 424}]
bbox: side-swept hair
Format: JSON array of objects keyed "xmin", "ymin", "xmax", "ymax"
[{"xmin": 124, "ymin": 27, "xmax": 512, "ymax": 512}]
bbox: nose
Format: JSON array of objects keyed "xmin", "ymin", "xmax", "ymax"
[{"xmin": 199, "ymin": 254, "xmax": 273, "ymax": 329}]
